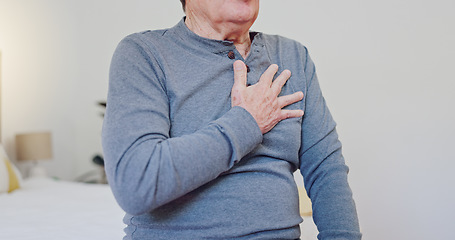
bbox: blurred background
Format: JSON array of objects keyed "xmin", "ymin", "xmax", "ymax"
[{"xmin": 1, "ymin": 0, "xmax": 454, "ymax": 239}]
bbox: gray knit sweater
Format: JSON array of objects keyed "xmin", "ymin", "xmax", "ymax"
[{"xmin": 102, "ymin": 19, "xmax": 361, "ymax": 240}]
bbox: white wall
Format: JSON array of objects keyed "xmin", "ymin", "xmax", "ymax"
[
  {"xmin": 0, "ymin": 0, "xmax": 183, "ymax": 179},
  {"xmin": 1, "ymin": 0, "xmax": 454, "ymax": 239}
]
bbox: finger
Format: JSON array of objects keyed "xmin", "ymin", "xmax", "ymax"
[
  {"xmin": 233, "ymin": 60, "xmax": 247, "ymax": 88},
  {"xmin": 277, "ymin": 91, "xmax": 304, "ymax": 108},
  {"xmin": 258, "ymin": 64, "xmax": 279, "ymax": 87},
  {"xmin": 271, "ymin": 69, "xmax": 291, "ymax": 95},
  {"xmin": 280, "ymin": 109, "xmax": 304, "ymax": 120}
]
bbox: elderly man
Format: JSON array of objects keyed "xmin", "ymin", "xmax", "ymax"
[{"xmin": 102, "ymin": 0, "xmax": 361, "ymax": 239}]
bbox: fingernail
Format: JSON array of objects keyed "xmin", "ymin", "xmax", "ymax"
[
  {"xmin": 234, "ymin": 60, "xmax": 244, "ymax": 71},
  {"xmin": 271, "ymin": 64, "xmax": 279, "ymax": 71}
]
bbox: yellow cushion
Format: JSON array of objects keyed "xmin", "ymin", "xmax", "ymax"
[
  {"xmin": 4, "ymin": 158, "xmax": 21, "ymax": 192},
  {"xmin": 298, "ymin": 186, "xmax": 313, "ymax": 216},
  {"xmin": 0, "ymin": 144, "xmax": 22, "ymax": 193}
]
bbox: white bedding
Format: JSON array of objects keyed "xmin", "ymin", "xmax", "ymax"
[
  {"xmin": 0, "ymin": 178, "xmax": 125, "ymax": 240},
  {"xmin": 0, "ymin": 178, "xmax": 318, "ymax": 239}
]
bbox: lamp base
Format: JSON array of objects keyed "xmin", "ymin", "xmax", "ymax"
[{"xmin": 29, "ymin": 165, "xmax": 47, "ymax": 178}]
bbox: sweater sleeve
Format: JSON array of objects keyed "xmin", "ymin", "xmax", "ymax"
[
  {"xmin": 298, "ymin": 47, "xmax": 362, "ymax": 240},
  {"xmin": 102, "ymin": 35, "xmax": 263, "ymax": 215}
]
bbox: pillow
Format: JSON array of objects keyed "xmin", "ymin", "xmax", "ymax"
[
  {"xmin": 0, "ymin": 144, "xmax": 22, "ymax": 193},
  {"xmin": 298, "ymin": 186, "xmax": 313, "ymax": 216}
]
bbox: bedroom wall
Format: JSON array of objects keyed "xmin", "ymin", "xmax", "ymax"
[
  {"xmin": 0, "ymin": 0, "xmax": 454, "ymax": 239},
  {"xmin": 0, "ymin": 0, "xmax": 184, "ymax": 179}
]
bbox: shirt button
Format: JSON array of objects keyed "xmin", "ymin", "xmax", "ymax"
[{"xmin": 228, "ymin": 51, "xmax": 235, "ymax": 59}]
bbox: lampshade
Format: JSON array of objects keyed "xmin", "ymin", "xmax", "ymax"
[{"xmin": 15, "ymin": 132, "xmax": 53, "ymax": 161}]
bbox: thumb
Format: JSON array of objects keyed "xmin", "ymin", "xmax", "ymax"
[{"xmin": 233, "ymin": 60, "xmax": 247, "ymax": 88}]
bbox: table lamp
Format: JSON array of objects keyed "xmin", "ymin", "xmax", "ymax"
[{"xmin": 15, "ymin": 132, "xmax": 53, "ymax": 178}]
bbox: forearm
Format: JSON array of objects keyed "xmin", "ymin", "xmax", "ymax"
[
  {"xmin": 300, "ymin": 133, "xmax": 361, "ymax": 239},
  {"xmin": 103, "ymin": 107, "xmax": 262, "ymax": 215}
]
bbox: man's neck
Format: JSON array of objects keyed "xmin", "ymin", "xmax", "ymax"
[{"xmin": 185, "ymin": 15, "xmax": 252, "ymax": 59}]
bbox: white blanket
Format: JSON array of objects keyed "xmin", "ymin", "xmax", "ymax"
[{"xmin": 0, "ymin": 178, "xmax": 125, "ymax": 240}]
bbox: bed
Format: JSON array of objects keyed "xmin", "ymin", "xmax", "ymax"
[
  {"xmin": 0, "ymin": 178, "xmax": 318, "ymax": 240},
  {"xmin": 0, "ymin": 177, "xmax": 126, "ymax": 240},
  {"xmin": 1, "ymin": 145, "xmax": 318, "ymax": 239}
]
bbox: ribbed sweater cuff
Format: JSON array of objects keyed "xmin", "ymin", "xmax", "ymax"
[{"xmin": 213, "ymin": 106, "xmax": 263, "ymax": 164}]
